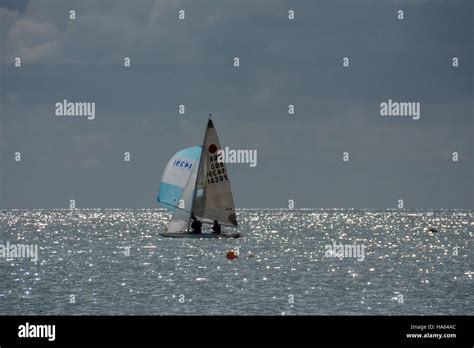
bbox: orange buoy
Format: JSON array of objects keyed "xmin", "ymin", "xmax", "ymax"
[{"xmin": 226, "ymin": 250, "xmax": 238, "ymax": 260}]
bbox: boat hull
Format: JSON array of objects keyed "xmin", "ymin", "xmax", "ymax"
[{"xmin": 159, "ymin": 232, "xmax": 241, "ymax": 239}]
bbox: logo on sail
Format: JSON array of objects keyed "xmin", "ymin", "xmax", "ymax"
[
  {"xmin": 208, "ymin": 144, "xmax": 218, "ymax": 153},
  {"xmin": 172, "ymin": 159, "xmax": 193, "ymax": 170}
]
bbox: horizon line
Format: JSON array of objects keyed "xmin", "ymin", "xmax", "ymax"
[{"xmin": 0, "ymin": 208, "xmax": 472, "ymax": 212}]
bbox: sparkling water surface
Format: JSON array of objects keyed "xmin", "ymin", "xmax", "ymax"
[{"xmin": 0, "ymin": 209, "xmax": 472, "ymax": 315}]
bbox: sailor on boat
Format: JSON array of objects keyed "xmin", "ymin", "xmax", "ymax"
[
  {"xmin": 191, "ymin": 215, "xmax": 202, "ymax": 234},
  {"xmin": 212, "ymin": 220, "xmax": 221, "ymax": 234}
]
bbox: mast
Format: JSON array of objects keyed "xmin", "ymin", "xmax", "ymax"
[{"xmin": 187, "ymin": 114, "xmax": 211, "ymax": 232}]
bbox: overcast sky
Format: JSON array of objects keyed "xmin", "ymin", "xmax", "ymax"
[{"xmin": 0, "ymin": 0, "xmax": 472, "ymax": 209}]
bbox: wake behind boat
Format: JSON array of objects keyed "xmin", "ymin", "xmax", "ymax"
[{"xmin": 157, "ymin": 116, "xmax": 240, "ymax": 239}]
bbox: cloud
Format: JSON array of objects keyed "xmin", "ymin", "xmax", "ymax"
[
  {"xmin": 0, "ymin": 0, "xmax": 472, "ymax": 208},
  {"xmin": 7, "ymin": 17, "xmax": 62, "ymax": 63}
]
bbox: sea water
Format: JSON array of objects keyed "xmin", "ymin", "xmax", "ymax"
[{"xmin": 0, "ymin": 209, "xmax": 472, "ymax": 315}]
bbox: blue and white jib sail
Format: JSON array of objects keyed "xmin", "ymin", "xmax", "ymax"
[{"xmin": 157, "ymin": 146, "xmax": 201, "ymax": 232}]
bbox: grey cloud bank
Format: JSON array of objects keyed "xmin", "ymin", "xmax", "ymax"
[{"xmin": 0, "ymin": 0, "xmax": 472, "ymax": 209}]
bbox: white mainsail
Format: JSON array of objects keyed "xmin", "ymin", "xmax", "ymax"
[{"xmin": 191, "ymin": 118, "xmax": 237, "ymax": 226}]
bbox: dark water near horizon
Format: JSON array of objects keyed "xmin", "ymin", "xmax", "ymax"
[{"xmin": 0, "ymin": 209, "xmax": 472, "ymax": 315}]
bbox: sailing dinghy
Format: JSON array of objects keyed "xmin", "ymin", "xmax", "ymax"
[{"xmin": 157, "ymin": 116, "xmax": 240, "ymax": 238}]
